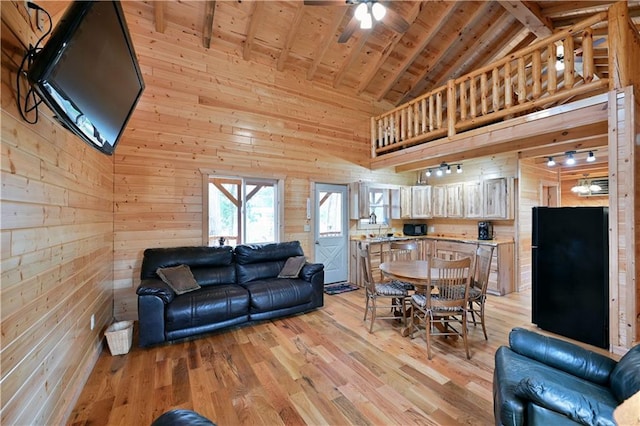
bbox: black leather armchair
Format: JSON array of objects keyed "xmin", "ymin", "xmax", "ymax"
[
  {"xmin": 137, "ymin": 241, "xmax": 324, "ymax": 347},
  {"xmin": 494, "ymin": 327, "xmax": 640, "ymax": 426}
]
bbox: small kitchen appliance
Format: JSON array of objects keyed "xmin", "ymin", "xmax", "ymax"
[
  {"xmin": 403, "ymin": 223, "xmax": 427, "ymax": 236},
  {"xmin": 478, "ymin": 221, "xmax": 493, "ymax": 240}
]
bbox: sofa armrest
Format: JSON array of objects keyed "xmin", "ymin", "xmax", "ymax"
[
  {"xmin": 300, "ymin": 262, "xmax": 323, "ymax": 283},
  {"xmin": 509, "ymin": 328, "xmax": 616, "ymax": 385},
  {"xmin": 136, "ymin": 278, "xmax": 175, "ymax": 304},
  {"xmin": 515, "ymin": 377, "xmax": 617, "ymax": 426}
]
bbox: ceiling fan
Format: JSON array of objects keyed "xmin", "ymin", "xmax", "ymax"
[{"xmin": 304, "ymin": 1, "xmax": 410, "ymax": 44}]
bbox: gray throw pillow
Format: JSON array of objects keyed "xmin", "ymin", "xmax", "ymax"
[
  {"xmin": 156, "ymin": 264, "xmax": 201, "ymax": 295},
  {"xmin": 278, "ymin": 256, "xmax": 306, "ymax": 278}
]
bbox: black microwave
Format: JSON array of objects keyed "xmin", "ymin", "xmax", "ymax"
[{"xmin": 403, "ymin": 223, "xmax": 427, "ymax": 236}]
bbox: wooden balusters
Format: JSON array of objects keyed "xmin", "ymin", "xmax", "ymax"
[
  {"xmin": 582, "ymin": 28, "xmax": 594, "ymax": 83},
  {"xmin": 547, "ymin": 44, "xmax": 558, "ymax": 94},
  {"xmin": 563, "ymin": 37, "xmax": 575, "ymax": 89}
]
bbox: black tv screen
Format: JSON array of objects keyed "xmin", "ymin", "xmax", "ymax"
[{"xmin": 27, "ymin": 1, "xmax": 144, "ymax": 155}]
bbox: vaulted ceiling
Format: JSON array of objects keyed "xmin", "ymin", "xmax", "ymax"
[{"xmin": 143, "ymin": 0, "xmax": 640, "ymax": 107}]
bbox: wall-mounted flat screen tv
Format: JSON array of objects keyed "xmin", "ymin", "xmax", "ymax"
[{"xmin": 27, "ymin": 1, "xmax": 144, "ymax": 155}]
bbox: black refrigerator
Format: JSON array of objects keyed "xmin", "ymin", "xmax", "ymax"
[{"xmin": 532, "ymin": 207, "xmax": 609, "ymax": 349}]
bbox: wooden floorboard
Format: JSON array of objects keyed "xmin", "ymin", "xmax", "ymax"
[{"xmin": 69, "ymin": 289, "xmax": 536, "ymax": 425}]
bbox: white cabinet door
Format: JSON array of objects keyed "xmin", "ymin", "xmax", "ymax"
[
  {"xmin": 431, "ymin": 185, "xmax": 446, "ymax": 217},
  {"xmin": 463, "ymin": 181, "xmax": 483, "ymax": 218},
  {"xmin": 400, "ymin": 186, "xmax": 412, "ymax": 218},
  {"xmin": 446, "ymin": 183, "xmax": 464, "ymax": 218},
  {"xmin": 411, "ymin": 185, "xmax": 432, "ymax": 218},
  {"xmin": 483, "ymin": 177, "xmax": 512, "ymax": 219}
]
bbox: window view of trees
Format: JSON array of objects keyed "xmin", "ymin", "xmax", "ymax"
[{"xmin": 207, "ymin": 177, "xmax": 278, "ymax": 246}]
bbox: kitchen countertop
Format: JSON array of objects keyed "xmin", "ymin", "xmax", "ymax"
[{"xmin": 351, "ymin": 235, "xmax": 514, "ymax": 245}]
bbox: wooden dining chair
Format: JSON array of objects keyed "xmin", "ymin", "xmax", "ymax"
[
  {"xmin": 410, "ymin": 256, "xmax": 473, "ymax": 360},
  {"xmin": 468, "ymin": 245, "xmax": 495, "ymax": 340},
  {"xmin": 359, "ymin": 246, "xmax": 409, "ymax": 333},
  {"xmin": 381, "ymin": 241, "xmax": 419, "ymax": 288}
]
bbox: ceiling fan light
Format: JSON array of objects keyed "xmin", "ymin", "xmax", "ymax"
[
  {"xmin": 371, "ymin": 2, "xmax": 386, "ymax": 21},
  {"xmin": 589, "ymin": 184, "xmax": 602, "ymax": 192},
  {"xmin": 354, "ymin": 2, "xmax": 368, "ymax": 21},
  {"xmin": 360, "ymin": 12, "xmax": 373, "ymax": 29}
]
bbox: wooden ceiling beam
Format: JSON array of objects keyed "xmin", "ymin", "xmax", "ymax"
[
  {"xmin": 375, "ymin": 2, "xmax": 458, "ymax": 102},
  {"xmin": 307, "ymin": 7, "xmax": 349, "ymax": 80},
  {"xmin": 277, "ymin": 4, "xmax": 305, "ymax": 71},
  {"xmin": 333, "ymin": 33, "xmax": 369, "ymax": 88},
  {"xmin": 399, "ymin": 2, "xmax": 498, "ymax": 104},
  {"xmin": 154, "ymin": 2, "xmax": 166, "ymax": 33},
  {"xmin": 498, "ymin": 1, "xmax": 553, "ymax": 38},
  {"xmin": 203, "ymin": 1, "xmax": 216, "ymax": 49},
  {"xmin": 357, "ymin": 2, "xmax": 423, "ymax": 94},
  {"xmin": 243, "ymin": 1, "xmax": 264, "ymax": 61}
]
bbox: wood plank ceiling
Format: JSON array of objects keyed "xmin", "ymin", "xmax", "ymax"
[{"xmin": 148, "ymin": 0, "xmax": 640, "ymax": 107}]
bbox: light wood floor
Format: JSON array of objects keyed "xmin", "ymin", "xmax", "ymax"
[{"xmin": 69, "ymin": 288, "xmax": 535, "ymax": 426}]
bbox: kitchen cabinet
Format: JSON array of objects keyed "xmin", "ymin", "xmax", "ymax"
[
  {"xmin": 400, "ymin": 186, "xmax": 412, "ymax": 218},
  {"xmin": 483, "ymin": 177, "xmax": 513, "ymax": 219},
  {"xmin": 431, "ymin": 185, "xmax": 447, "ymax": 217},
  {"xmin": 410, "ymin": 185, "xmax": 431, "ymax": 218},
  {"xmin": 463, "ymin": 181, "xmax": 483, "ymax": 218},
  {"xmin": 446, "ymin": 183, "xmax": 464, "ymax": 218},
  {"xmin": 349, "ymin": 182, "xmax": 370, "ymax": 220}
]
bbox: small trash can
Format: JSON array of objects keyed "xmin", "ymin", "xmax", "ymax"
[{"xmin": 105, "ymin": 320, "xmax": 134, "ymax": 355}]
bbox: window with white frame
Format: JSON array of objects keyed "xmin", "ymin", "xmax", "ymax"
[{"xmin": 205, "ymin": 176, "xmax": 281, "ymax": 247}]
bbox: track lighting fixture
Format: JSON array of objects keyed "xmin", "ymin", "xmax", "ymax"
[
  {"xmin": 420, "ymin": 162, "xmax": 463, "ymax": 180},
  {"xmin": 565, "ymin": 151, "xmax": 576, "ymax": 165},
  {"xmin": 545, "ymin": 150, "xmax": 599, "ymax": 168}
]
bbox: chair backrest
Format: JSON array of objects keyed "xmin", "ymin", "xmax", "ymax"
[
  {"xmin": 382, "ymin": 241, "xmax": 419, "ymax": 263},
  {"xmin": 358, "ymin": 246, "xmax": 376, "ymax": 292},
  {"xmin": 473, "ymin": 245, "xmax": 494, "ymax": 293},
  {"xmin": 434, "ymin": 240, "xmax": 477, "ymax": 282},
  {"xmin": 428, "ymin": 256, "xmax": 472, "ymax": 308}
]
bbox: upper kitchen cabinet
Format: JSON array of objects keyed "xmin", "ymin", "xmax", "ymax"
[
  {"xmin": 446, "ymin": 183, "xmax": 464, "ymax": 218},
  {"xmin": 463, "ymin": 181, "xmax": 483, "ymax": 218},
  {"xmin": 431, "ymin": 185, "xmax": 447, "ymax": 217},
  {"xmin": 349, "ymin": 182, "xmax": 370, "ymax": 220},
  {"xmin": 350, "ymin": 182, "xmax": 404, "ymax": 224},
  {"xmin": 411, "ymin": 185, "xmax": 432, "ymax": 218},
  {"xmin": 483, "ymin": 177, "xmax": 514, "ymax": 219},
  {"xmin": 400, "ymin": 186, "xmax": 412, "ymax": 219}
]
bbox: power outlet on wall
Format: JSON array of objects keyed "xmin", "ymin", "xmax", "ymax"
[{"xmin": 90, "ymin": 314, "xmax": 95, "ymax": 331}]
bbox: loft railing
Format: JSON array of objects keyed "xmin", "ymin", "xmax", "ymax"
[{"xmin": 371, "ymin": 11, "xmax": 611, "ymax": 157}]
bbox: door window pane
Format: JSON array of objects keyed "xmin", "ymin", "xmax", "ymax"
[{"xmin": 318, "ymin": 191, "xmax": 343, "ymax": 237}]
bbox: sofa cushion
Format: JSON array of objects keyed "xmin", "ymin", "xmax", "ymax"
[
  {"xmin": 156, "ymin": 265, "xmax": 201, "ymax": 295},
  {"xmin": 609, "ymin": 344, "xmax": 640, "ymax": 402},
  {"xmin": 278, "ymin": 256, "xmax": 306, "ymax": 278},
  {"xmin": 141, "ymin": 246, "xmax": 234, "ymax": 279},
  {"xmin": 235, "ymin": 241, "xmax": 304, "ymax": 265},
  {"xmin": 243, "ymin": 278, "xmax": 313, "ymax": 313},
  {"xmin": 165, "ymin": 284, "xmax": 250, "ymax": 332},
  {"xmin": 515, "ymin": 376, "xmax": 616, "ymax": 426}
]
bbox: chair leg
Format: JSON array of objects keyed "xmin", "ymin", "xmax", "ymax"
[
  {"xmin": 469, "ymin": 301, "xmax": 478, "ymax": 325},
  {"xmin": 426, "ymin": 313, "xmax": 433, "ymax": 360},
  {"xmin": 364, "ymin": 294, "xmax": 370, "ymax": 321},
  {"xmin": 480, "ymin": 301, "xmax": 488, "ymax": 340},
  {"xmin": 462, "ymin": 311, "xmax": 470, "ymax": 359},
  {"xmin": 369, "ymin": 297, "xmax": 376, "ymax": 333}
]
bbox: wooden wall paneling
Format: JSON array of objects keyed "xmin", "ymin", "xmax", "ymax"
[
  {"xmin": 113, "ymin": 3, "xmax": 404, "ymax": 320},
  {"xmin": 635, "ymin": 85, "xmax": 640, "ymax": 344},
  {"xmin": 1, "ymin": 3, "xmax": 115, "ymax": 424},
  {"xmin": 608, "ymin": 88, "xmax": 638, "ymax": 353}
]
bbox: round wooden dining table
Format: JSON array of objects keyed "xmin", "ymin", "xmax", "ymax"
[{"xmin": 379, "ymin": 260, "xmax": 435, "ymax": 337}]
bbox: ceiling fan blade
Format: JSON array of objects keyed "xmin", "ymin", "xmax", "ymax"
[
  {"xmin": 338, "ymin": 16, "xmax": 359, "ymax": 43},
  {"xmin": 303, "ymin": 1, "xmax": 342, "ymax": 5},
  {"xmin": 382, "ymin": 7, "xmax": 410, "ymax": 33}
]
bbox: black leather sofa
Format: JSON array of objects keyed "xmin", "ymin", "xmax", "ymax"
[
  {"xmin": 494, "ymin": 327, "xmax": 640, "ymax": 426},
  {"xmin": 136, "ymin": 241, "xmax": 324, "ymax": 347}
]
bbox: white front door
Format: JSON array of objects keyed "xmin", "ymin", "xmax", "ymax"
[{"xmin": 314, "ymin": 183, "xmax": 348, "ymax": 284}]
